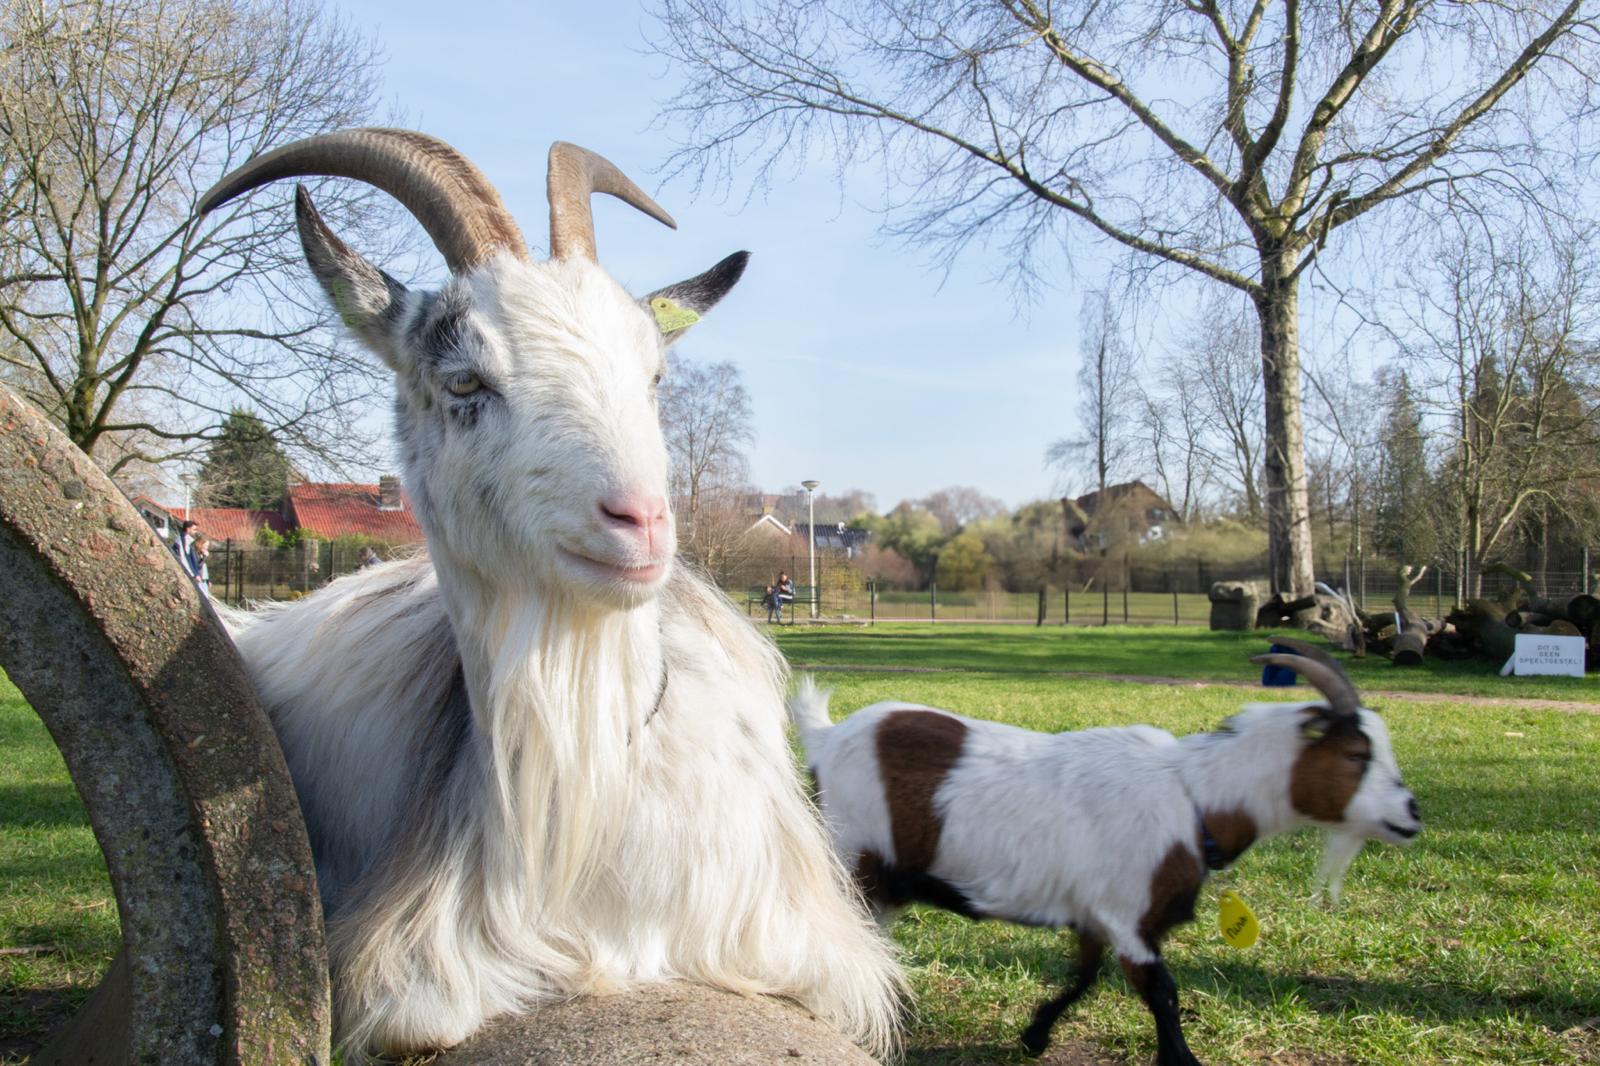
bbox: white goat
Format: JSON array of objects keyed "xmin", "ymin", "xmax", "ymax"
[
  {"xmin": 790, "ymin": 638, "xmax": 1421, "ymax": 1066},
  {"xmin": 201, "ymin": 130, "xmax": 901, "ymax": 1058}
]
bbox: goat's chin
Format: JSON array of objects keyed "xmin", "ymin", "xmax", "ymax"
[{"xmin": 554, "ymin": 546, "xmax": 672, "ymax": 606}]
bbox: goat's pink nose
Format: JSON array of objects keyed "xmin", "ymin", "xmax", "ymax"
[{"xmin": 600, "ymin": 493, "xmax": 669, "ymax": 533}]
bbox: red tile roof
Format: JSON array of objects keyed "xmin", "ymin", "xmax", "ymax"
[
  {"xmin": 173, "ymin": 507, "xmax": 290, "ymax": 544},
  {"xmin": 285, "ymin": 482, "xmax": 425, "ymax": 543}
]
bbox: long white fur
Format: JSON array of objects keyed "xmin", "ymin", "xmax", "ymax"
[
  {"xmin": 227, "ymin": 250, "xmax": 902, "ymax": 1057},
  {"xmin": 789, "ymin": 676, "xmax": 1420, "ymax": 966}
]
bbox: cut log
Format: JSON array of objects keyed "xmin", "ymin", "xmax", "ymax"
[
  {"xmin": 1547, "ymin": 619, "xmax": 1582, "ymax": 638},
  {"xmin": 1391, "ymin": 629, "xmax": 1426, "ymax": 666},
  {"xmin": 1253, "ymin": 593, "xmax": 1318, "ymax": 629},
  {"xmin": 1568, "ymin": 594, "xmax": 1600, "ymax": 630},
  {"xmin": 1447, "ymin": 599, "xmax": 1516, "ymax": 660},
  {"xmin": 1506, "ymin": 610, "xmax": 1552, "ymax": 629}
]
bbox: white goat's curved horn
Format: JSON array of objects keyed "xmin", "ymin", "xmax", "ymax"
[
  {"xmin": 547, "ymin": 142, "xmax": 676, "ymax": 262},
  {"xmin": 1250, "ymin": 653, "xmax": 1361, "ymax": 721},
  {"xmin": 199, "ymin": 128, "xmax": 528, "ymax": 275}
]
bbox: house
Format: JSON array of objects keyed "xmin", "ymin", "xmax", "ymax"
[
  {"xmin": 791, "ymin": 522, "xmax": 872, "ymax": 557},
  {"xmin": 1064, "ymin": 481, "xmax": 1180, "ymax": 551},
  {"xmin": 283, "ymin": 476, "xmax": 424, "ymax": 543},
  {"xmin": 129, "ymin": 474, "xmax": 425, "ymax": 547},
  {"xmin": 130, "ymin": 496, "xmax": 289, "ymax": 544}
]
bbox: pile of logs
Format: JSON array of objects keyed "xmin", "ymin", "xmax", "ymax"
[{"xmin": 1344, "ymin": 564, "xmax": 1600, "ymax": 669}]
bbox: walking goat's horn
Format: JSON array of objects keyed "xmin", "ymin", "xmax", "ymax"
[
  {"xmin": 547, "ymin": 141, "xmax": 676, "ymax": 262},
  {"xmin": 198, "ymin": 128, "xmax": 528, "ymax": 275},
  {"xmin": 1251, "ymin": 638, "xmax": 1363, "ymax": 722}
]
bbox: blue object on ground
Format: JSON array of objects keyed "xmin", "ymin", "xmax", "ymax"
[{"xmin": 1261, "ymin": 643, "xmax": 1300, "ymax": 687}]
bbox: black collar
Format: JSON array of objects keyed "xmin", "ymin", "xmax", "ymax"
[{"xmin": 1195, "ymin": 805, "xmax": 1230, "ymax": 871}]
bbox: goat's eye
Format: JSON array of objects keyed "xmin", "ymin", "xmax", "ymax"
[
  {"xmin": 652, "ymin": 371, "xmax": 663, "ymax": 387},
  {"xmin": 446, "ymin": 371, "xmax": 482, "ymax": 396}
]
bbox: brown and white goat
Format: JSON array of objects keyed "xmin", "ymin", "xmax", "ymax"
[{"xmin": 789, "ymin": 639, "xmax": 1420, "ymax": 1065}]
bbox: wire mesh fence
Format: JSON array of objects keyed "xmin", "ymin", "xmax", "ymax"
[
  {"xmin": 203, "ymin": 539, "xmax": 406, "ymax": 604},
  {"xmin": 733, "ymin": 551, "xmax": 1598, "ymax": 626},
  {"xmin": 195, "ymin": 537, "xmax": 1597, "ymax": 626}
]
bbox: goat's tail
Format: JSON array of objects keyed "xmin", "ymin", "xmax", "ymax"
[{"xmin": 787, "ymin": 674, "xmax": 835, "ymax": 750}]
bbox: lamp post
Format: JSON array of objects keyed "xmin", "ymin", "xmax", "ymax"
[
  {"xmin": 179, "ymin": 471, "xmax": 197, "ymax": 536},
  {"xmin": 801, "ymin": 479, "xmax": 819, "ymax": 619}
]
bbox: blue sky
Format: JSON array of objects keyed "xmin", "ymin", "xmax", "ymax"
[{"xmin": 332, "ymin": 0, "xmax": 1092, "ymax": 510}]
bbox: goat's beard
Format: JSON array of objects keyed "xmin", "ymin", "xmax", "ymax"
[
  {"xmin": 477, "ymin": 594, "xmax": 659, "ymax": 917},
  {"xmin": 1312, "ymin": 829, "xmax": 1368, "ymax": 907}
]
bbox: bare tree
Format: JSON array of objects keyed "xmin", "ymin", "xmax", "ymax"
[
  {"xmin": 1047, "ymin": 290, "xmax": 1139, "ymax": 497},
  {"xmin": 917, "ymin": 485, "xmax": 1007, "ymax": 533},
  {"xmin": 1133, "ymin": 362, "xmax": 1211, "ymax": 525},
  {"xmin": 1396, "ymin": 225, "xmax": 1600, "ymax": 596},
  {"xmin": 653, "ymin": 0, "xmax": 1598, "ymax": 597},
  {"xmin": 658, "ymin": 351, "xmax": 756, "ymax": 538},
  {"xmin": 0, "ymin": 0, "xmax": 399, "ymax": 475},
  {"xmin": 1183, "ymin": 301, "xmax": 1267, "ymax": 522}
]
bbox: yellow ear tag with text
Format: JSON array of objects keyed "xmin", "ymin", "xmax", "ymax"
[
  {"xmin": 1218, "ymin": 890, "xmax": 1260, "ymax": 949},
  {"xmin": 651, "ymin": 297, "xmax": 700, "ymax": 334}
]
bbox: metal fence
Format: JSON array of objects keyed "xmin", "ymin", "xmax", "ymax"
[
  {"xmin": 203, "ymin": 539, "xmax": 405, "ymax": 604},
  {"xmin": 199, "ymin": 538, "xmax": 1597, "ymax": 626},
  {"xmin": 734, "ymin": 550, "xmax": 1598, "ymax": 625}
]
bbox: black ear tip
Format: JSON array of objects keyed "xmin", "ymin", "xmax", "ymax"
[{"xmin": 719, "ymin": 250, "xmax": 751, "ymax": 281}]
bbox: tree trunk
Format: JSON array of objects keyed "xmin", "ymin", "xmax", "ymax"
[{"xmin": 1254, "ymin": 268, "xmax": 1316, "ymax": 600}]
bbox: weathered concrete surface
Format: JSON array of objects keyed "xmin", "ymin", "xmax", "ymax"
[
  {"xmin": 0, "ymin": 387, "xmax": 329, "ymax": 1065},
  {"xmin": 436, "ymin": 983, "xmax": 880, "ymax": 1065}
]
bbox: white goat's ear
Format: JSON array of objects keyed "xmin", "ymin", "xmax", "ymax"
[
  {"xmin": 642, "ymin": 251, "xmax": 749, "ymax": 346},
  {"xmin": 294, "ymin": 186, "xmax": 410, "ymax": 369}
]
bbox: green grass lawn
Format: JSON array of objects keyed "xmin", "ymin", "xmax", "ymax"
[
  {"xmin": 2, "ymin": 624, "xmax": 1598, "ymax": 1064},
  {"xmin": 0, "ymin": 678, "xmax": 117, "ymax": 1063},
  {"xmin": 775, "ymin": 623, "xmax": 1600, "ymax": 703},
  {"xmin": 810, "ymin": 669, "xmax": 1600, "ymax": 1065}
]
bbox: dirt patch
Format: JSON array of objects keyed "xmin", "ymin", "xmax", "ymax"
[{"xmin": 0, "ymin": 985, "xmax": 82, "ymax": 1062}]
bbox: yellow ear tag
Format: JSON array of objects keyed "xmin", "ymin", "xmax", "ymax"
[
  {"xmin": 1218, "ymin": 890, "xmax": 1260, "ymax": 949},
  {"xmin": 651, "ymin": 297, "xmax": 700, "ymax": 334}
]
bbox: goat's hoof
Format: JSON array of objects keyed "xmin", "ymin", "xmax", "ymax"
[{"xmin": 1019, "ymin": 1027, "xmax": 1050, "ymax": 1057}]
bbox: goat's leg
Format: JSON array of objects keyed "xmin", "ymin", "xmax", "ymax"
[
  {"xmin": 1119, "ymin": 955, "xmax": 1202, "ymax": 1066},
  {"xmin": 1019, "ymin": 935, "xmax": 1105, "ymax": 1056}
]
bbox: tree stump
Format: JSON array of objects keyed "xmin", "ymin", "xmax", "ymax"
[
  {"xmin": 1208, "ymin": 581, "xmax": 1261, "ymax": 631},
  {"xmin": 437, "ymin": 983, "xmax": 878, "ymax": 1065}
]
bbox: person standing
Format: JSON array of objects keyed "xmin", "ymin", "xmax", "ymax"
[
  {"xmin": 172, "ymin": 519, "xmax": 200, "ymax": 579},
  {"xmin": 191, "ymin": 533, "xmax": 212, "ymax": 597},
  {"xmin": 762, "ymin": 584, "xmax": 781, "ymax": 624}
]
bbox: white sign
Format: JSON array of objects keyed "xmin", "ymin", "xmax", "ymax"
[{"xmin": 1506, "ymin": 634, "xmax": 1586, "ymax": 678}]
